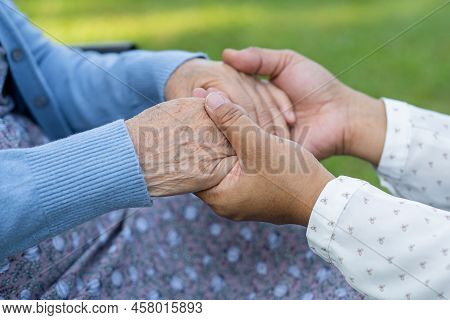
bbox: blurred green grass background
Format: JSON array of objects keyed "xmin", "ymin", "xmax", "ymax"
[{"xmin": 16, "ymin": 0, "xmax": 449, "ymax": 186}]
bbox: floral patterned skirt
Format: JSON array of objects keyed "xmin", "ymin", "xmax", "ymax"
[{"xmin": 0, "ymin": 110, "xmax": 363, "ymax": 300}]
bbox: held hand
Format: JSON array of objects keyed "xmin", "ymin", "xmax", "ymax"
[
  {"xmin": 196, "ymin": 92, "xmax": 333, "ymax": 226},
  {"xmin": 126, "ymin": 98, "xmax": 237, "ymax": 196},
  {"xmin": 223, "ymin": 48, "xmax": 387, "ymax": 165},
  {"xmin": 166, "ymin": 58, "xmax": 293, "ymax": 139}
]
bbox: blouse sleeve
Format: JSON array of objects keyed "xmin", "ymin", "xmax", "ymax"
[
  {"xmin": 307, "ymin": 176, "xmax": 450, "ymax": 300},
  {"xmin": 377, "ymin": 98, "xmax": 450, "ymax": 210}
]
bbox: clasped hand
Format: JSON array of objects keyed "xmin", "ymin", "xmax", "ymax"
[
  {"xmin": 126, "ymin": 56, "xmax": 295, "ymax": 198},
  {"xmin": 126, "ymin": 48, "xmax": 387, "ymax": 226}
]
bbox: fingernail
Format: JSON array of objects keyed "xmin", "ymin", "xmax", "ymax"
[
  {"xmin": 192, "ymin": 87, "xmax": 207, "ymax": 98},
  {"xmin": 284, "ymin": 109, "xmax": 295, "ymax": 122},
  {"xmin": 289, "ymin": 110, "xmax": 296, "ymax": 121},
  {"xmin": 206, "ymin": 92, "xmax": 227, "ymax": 110}
]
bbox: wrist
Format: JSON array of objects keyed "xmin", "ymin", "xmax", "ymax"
[
  {"xmin": 124, "ymin": 117, "xmax": 150, "ymax": 189},
  {"xmin": 343, "ymin": 88, "xmax": 387, "ymax": 166},
  {"xmin": 125, "ymin": 115, "xmax": 171, "ymax": 196},
  {"xmin": 291, "ymin": 153, "xmax": 334, "ymax": 226}
]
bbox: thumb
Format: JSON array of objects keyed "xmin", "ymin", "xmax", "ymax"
[
  {"xmin": 222, "ymin": 47, "xmax": 293, "ymax": 78},
  {"xmin": 205, "ymin": 92, "xmax": 263, "ymax": 159}
]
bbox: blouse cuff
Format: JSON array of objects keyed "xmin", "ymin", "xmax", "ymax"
[
  {"xmin": 306, "ymin": 176, "xmax": 367, "ymax": 263},
  {"xmin": 377, "ymin": 98, "xmax": 413, "ymax": 185}
]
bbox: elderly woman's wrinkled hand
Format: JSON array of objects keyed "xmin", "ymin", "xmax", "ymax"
[{"xmin": 126, "ymin": 97, "xmax": 237, "ymax": 196}]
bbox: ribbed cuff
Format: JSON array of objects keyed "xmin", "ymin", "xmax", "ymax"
[
  {"xmin": 306, "ymin": 176, "xmax": 367, "ymax": 263},
  {"xmin": 377, "ymin": 98, "xmax": 413, "ymax": 189},
  {"xmin": 25, "ymin": 120, "xmax": 152, "ymax": 236}
]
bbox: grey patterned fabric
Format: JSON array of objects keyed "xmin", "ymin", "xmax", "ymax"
[
  {"xmin": 0, "ymin": 45, "xmax": 14, "ymax": 116},
  {"xmin": 0, "ymin": 43, "xmax": 47, "ymax": 148}
]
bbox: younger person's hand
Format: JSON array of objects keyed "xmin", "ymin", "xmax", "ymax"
[
  {"xmin": 223, "ymin": 48, "xmax": 387, "ymax": 165},
  {"xmin": 196, "ymin": 91, "xmax": 333, "ymax": 226}
]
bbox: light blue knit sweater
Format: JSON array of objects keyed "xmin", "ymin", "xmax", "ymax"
[{"xmin": 0, "ymin": 0, "xmax": 206, "ymax": 259}]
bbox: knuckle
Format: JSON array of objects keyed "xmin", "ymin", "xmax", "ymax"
[{"xmin": 217, "ymin": 105, "xmax": 245, "ymax": 127}]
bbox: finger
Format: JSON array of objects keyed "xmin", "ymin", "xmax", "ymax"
[
  {"xmin": 239, "ymin": 74, "xmax": 271, "ymax": 132},
  {"xmin": 194, "ymin": 157, "xmax": 240, "ymax": 204},
  {"xmin": 230, "ymin": 76, "xmax": 259, "ymax": 123},
  {"xmin": 256, "ymin": 82, "xmax": 290, "ymax": 138},
  {"xmin": 206, "ymin": 84, "xmax": 258, "ymax": 123},
  {"xmin": 205, "ymin": 92, "xmax": 262, "ymax": 159},
  {"xmin": 192, "ymin": 87, "xmax": 208, "ymax": 98},
  {"xmin": 222, "ymin": 47, "xmax": 295, "ymax": 78},
  {"xmin": 265, "ymin": 81, "xmax": 296, "ymax": 125},
  {"xmin": 206, "ymin": 87, "xmax": 230, "ymax": 100}
]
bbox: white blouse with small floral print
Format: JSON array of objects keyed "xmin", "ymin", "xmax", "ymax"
[{"xmin": 307, "ymin": 98, "xmax": 450, "ymax": 300}]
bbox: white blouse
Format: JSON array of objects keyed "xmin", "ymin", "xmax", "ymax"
[{"xmin": 307, "ymin": 98, "xmax": 450, "ymax": 299}]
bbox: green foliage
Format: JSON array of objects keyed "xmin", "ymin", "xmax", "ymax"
[{"xmin": 16, "ymin": 0, "xmax": 450, "ymax": 186}]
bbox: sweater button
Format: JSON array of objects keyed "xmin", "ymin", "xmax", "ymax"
[
  {"xmin": 11, "ymin": 48, "xmax": 24, "ymax": 62},
  {"xmin": 34, "ymin": 95, "xmax": 48, "ymax": 108}
]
